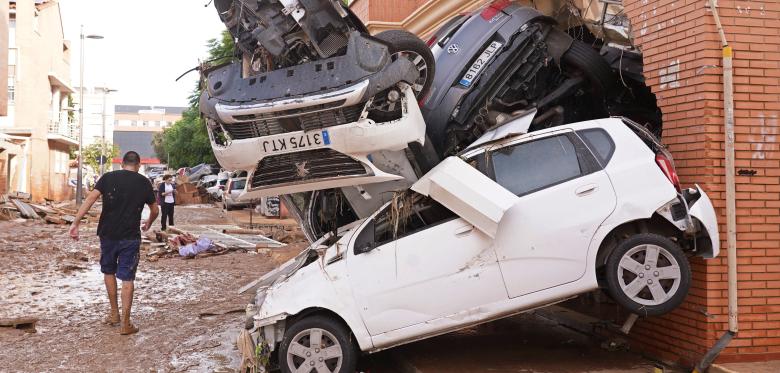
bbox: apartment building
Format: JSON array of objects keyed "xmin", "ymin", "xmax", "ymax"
[
  {"xmin": 111, "ymin": 105, "xmax": 185, "ymax": 170},
  {"xmin": 0, "ymin": 0, "xmax": 74, "ymax": 201},
  {"xmin": 352, "ymin": 0, "xmax": 780, "ymax": 366},
  {"xmin": 72, "ymin": 85, "xmax": 117, "ymax": 148}
]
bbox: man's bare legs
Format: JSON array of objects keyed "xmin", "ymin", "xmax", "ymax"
[
  {"xmin": 104, "ymin": 274, "xmax": 120, "ymax": 325},
  {"xmin": 120, "ymin": 281, "xmax": 138, "ymax": 335}
]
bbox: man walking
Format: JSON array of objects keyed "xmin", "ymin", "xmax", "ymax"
[
  {"xmin": 158, "ymin": 174, "xmax": 176, "ymax": 230},
  {"xmin": 69, "ymin": 151, "xmax": 158, "ymax": 335}
]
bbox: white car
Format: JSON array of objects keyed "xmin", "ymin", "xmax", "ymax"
[
  {"xmin": 206, "ymin": 83, "xmax": 426, "ymax": 201},
  {"xmin": 243, "ymin": 117, "xmax": 719, "ymax": 373}
]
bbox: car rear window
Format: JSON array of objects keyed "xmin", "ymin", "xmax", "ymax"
[
  {"xmin": 577, "ymin": 128, "xmax": 615, "ymax": 166},
  {"xmin": 232, "ymin": 179, "xmax": 246, "ymax": 190},
  {"xmin": 492, "ymin": 135, "xmax": 582, "ymax": 196}
]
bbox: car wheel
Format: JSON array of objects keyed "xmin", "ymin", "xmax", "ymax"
[
  {"xmin": 371, "ymin": 30, "xmax": 435, "ymax": 120},
  {"xmin": 605, "ymin": 233, "xmax": 691, "ymax": 316},
  {"xmin": 561, "ymin": 40, "xmax": 617, "ymax": 98},
  {"xmin": 279, "ymin": 315, "xmax": 357, "ymax": 373}
]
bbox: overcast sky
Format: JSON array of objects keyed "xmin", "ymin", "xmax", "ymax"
[{"xmin": 60, "ymin": 0, "xmax": 227, "ymax": 107}]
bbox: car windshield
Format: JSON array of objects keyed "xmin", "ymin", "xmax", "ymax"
[{"xmin": 232, "ymin": 179, "xmax": 246, "ymax": 190}]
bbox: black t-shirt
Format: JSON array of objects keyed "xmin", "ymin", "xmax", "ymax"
[{"xmin": 95, "ymin": 170, "xmax": 156, "ymax": 240}]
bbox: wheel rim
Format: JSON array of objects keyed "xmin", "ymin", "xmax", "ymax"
[
  {"xmin": 391, "ymin": 50, "xmax": 428, "ymax": 97},
  {"xmin": 617, "ymin": 244, "xmax": 682, "ymax": 306},
  {"xmin": 372, "ymin": 50, "xmax": 428, "ymax": 113},
  {"xmin": 286, "ymin": 327, "xmax": 343, "ymax": 373}
]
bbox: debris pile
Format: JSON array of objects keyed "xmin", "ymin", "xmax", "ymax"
[
  {"xmin": 175, "ymin": 177, "xmax": 211, "ymax": 205},
  {"xmin": 0, "ymin": 192, "xmax": 95, "ymax": 224},
  {"xmin": 142, "ymin": 225, "xmax": 286, "ymax": 261}
]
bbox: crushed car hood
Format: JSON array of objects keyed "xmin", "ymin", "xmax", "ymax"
[{"xmin": 411, "ymin": 156, "xmax": 519, "ymax": 238}]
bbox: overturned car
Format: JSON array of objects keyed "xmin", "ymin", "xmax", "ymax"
[
  {"xmin": 241, "ymin": 117, "xmax": 719, "ymax": 373},
  {"xmin": 200, "ymin": 0, "xmax": 435, "ymax": 199}
]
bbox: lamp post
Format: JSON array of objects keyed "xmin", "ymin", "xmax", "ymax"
[
  {"xmin": 100, "ymin": 87, "xmax": 118, "ymax": 176},
  {"xmin": 76, "ymin": 25, "xmax": 104, "ymax": 206}
]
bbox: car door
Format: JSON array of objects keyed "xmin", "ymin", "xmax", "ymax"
[
  {"xmin": 488, "ymin": 130, "xmax": 617, "ymax": 298},
  {"xmin": 347, "ymin": 198, "xmax": 506, "ymax": 336}
]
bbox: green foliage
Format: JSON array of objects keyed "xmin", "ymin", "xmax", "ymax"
[
  {"xmin": 155, "ymin": 30, "xmax": 236, "ymax": 169},
  {"xmin": 82, "ymin": 139, "xmax": 120, "ymax": 174}
]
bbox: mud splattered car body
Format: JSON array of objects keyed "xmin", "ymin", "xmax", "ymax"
[{"xmin": 244, "ymin": 118, "xmax": 719, "ymax": 372}]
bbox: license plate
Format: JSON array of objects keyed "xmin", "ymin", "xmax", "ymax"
[
  {"xmin": 261, "ymin": 130, "xmax": 331, "ymax": 154},
  {"xmin": 459, "ymin": 41, "xmax": 503, "ymax": 87}
]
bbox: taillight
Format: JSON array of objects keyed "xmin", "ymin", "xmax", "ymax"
[
  {"xmin": 481, "ymin": 0, "xmax": 511, "ymax": 20},
  {"xmin": 426, "ymin": 35, "xmax": 437, "ymax": 47},
  {"xmin": 655, "ymin": 153, "xmax": 681, "ymax": 192}
]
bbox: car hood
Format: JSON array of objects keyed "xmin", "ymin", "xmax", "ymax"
[{"xmin": 242, "ymin": 220, "xmax": 364, "ymax": 297}]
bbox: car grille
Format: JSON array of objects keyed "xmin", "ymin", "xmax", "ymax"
[
  {"xmin": 251, "ymin": 149, "xmax": 369, "ymax": 188},
  {"xmin": 224, "ymin": 102, "xmax": 365, "ymax": 140}
]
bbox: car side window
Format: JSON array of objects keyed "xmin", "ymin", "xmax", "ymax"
[
  {"xmin": 491, "ymin": 134, "xmax": 583, "ymax": 196},
  {"xmin": 577, "ymin": 128, "xmax": 615, "ymax": 167},
  {"xmin": 354, "ymin": 195, "xmax": 457, "ymax": 255}
]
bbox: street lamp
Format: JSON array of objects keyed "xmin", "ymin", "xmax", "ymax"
[
  {"xmin": 100, "ymin": 87, "xmax": 118, "ymax": 175},
  {"xmin": 76, "ymin": 25, "xmax": 104, "ymax": 206}
]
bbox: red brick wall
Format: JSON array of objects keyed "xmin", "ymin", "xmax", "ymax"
[
  {"xmin": 351, "ymin": 0, "xmax": 429, "ymax": 23},
  {"xmin": 622, "ymin": 0, "xmax": 780, "ymax": 365}
]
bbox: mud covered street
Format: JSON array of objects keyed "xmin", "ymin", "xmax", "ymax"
[{"xmin": 0, "ymin": 205, "xmax": 303, "ymax": 372}]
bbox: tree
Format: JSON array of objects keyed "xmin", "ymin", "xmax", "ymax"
[
  {"xmin": 151, "ymin": 131, "xmax": 167, "ymax": 164},
  {"xmin": 154, "ymin": 30, "xmax": 235, "ymax": 169},
  {"xmin": 82, "ymin": 139, "xmax": 120, "ymax": 174}
]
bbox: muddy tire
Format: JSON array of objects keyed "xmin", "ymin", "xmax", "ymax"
[
  {"xmin": 604, "ymin": 233, "xmax": 691, "ymax": 316},
  {"xmin": 279, "ymin": 315, "xmax": 357, "ymax": 373}
]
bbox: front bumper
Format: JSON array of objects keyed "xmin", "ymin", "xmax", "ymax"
[{"xmin": 210, "ymin": 86, "xmax": 425, "ymax": 200}]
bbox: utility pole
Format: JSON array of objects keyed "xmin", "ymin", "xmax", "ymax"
[
  {"xmin": 100, "ymin": 87, "xmax": 117, "ymax": 175},
  {"xmin": 76, "ymin": 26, "xmax": 104, "ymax": 206}
]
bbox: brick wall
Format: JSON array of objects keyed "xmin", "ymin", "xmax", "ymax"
[{"xmin": 622, "ymin": 0, "xmax": 780, "ymax": 365}]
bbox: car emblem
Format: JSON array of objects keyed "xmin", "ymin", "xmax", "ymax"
[
  {"xmin": 295, "ymin": 161, "xmax": 310, "ymax": 178},
  {"xmin": 447, "ymin": 44, "xmax": 460, "ymax": 54}
]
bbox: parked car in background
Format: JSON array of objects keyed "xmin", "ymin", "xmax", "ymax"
[
  {"xmin": 146, "ymin": 166, "xmax": 166, "ymax": 182},
  {"xmin": 206, "ymin": 172, "xmax": 231, "ymax": 201},
  {"xmin": 186, "ymin": 163, "xmax": 213, "ymax": 182},
  {"xmin": 223, "ymin": 175, "xmax": 251, "ymax": 211},
  {"xmin": 244, "ymin": 117, "xmax": 719, "ymax": 373}
]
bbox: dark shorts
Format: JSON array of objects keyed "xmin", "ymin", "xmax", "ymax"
[{"xmin": 99, "ymin": 238, "xmax": 141, "ymax": 281}]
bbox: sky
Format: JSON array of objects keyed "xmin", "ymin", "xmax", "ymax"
[{"xmin": 59, "ymin": 0, "xmax": 228, "ymax": 108}]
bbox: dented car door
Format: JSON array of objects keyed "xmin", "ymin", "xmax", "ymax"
[
  {"xmin": 347, "ymin": 199, "xmax": 506, "ymax": 337},
  {"xmin": 489, "ymin": 130, "xmax": 617, "ymax": 297}
]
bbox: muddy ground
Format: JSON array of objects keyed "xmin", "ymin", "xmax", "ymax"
[{"xmin": 0, "ymin": 204, "xmax": 304, "ymax": 372}]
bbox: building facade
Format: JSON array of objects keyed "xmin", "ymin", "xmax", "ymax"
[
  {"xmin": 0, "ymin": 0, "xmax": 74, "ymax": 201},
  {"xmin": 72, "ymin": 86, "xmax": 117, "ymax": 148},
  {"xmin": 111, "ymin": 105, "xmax": 185, "ymax": 171},
  {"xmin": 353, "ymin": 0, "xmax": 780, "ymax": 367}
]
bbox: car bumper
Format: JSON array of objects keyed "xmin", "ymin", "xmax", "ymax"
[
  {"xmin": 211, "ymin": 86, "xmax": 425, "ymax": 200},
  {"xmin": 688, "ymin": 185, "xmax": 720, "ymax": 259}
]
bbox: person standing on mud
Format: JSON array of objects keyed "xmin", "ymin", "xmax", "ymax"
[
  {"xmin": 68, "ymin": 151, "xmax": 159, "ymax": 335},
  {"xmin": 158, "ymin": 174, "xmax": 176, "ymax": 230}
]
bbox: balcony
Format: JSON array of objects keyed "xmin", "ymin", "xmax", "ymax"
[{"xmin": 47, "ymin": 120, "xmax": 79, "ymax": 146}]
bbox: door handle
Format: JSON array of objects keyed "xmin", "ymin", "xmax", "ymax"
[
  {"xmin": 575, "ymin": 184, "xmax": 598, "ymax": 196},
  {"xmin": 455, "ymin": 225, "xmax": 474, "ymax": 236}
]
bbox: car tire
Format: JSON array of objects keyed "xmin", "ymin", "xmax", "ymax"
[
  {"xmin": 561, "ymin": 40, "xmax": 617, "ymax": 96},
  {"xmin": 375, "ymin": 29, "xmax": 435, "ymax": 100},
  {"xmin": 604, "ymin": 233, "xmax": 691, "ymax": 316},
  {"xmin": 279, "ymin": 315, "xmax": 358, "ymax": 373}
]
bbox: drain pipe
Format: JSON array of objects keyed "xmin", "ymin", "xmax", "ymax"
[{"xmin": 695, "ymin": 1, "xmax": 738, "ymax": 371}]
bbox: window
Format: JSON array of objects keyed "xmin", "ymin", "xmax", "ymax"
[
  {"xmin": 354, "ymin": 194, "xmax": 456, "ymax": 254},
  {"xmin": 577, "ymin": 129, "xmax": 615, "ymax": 166},
  {"xmin": 491, "ymin": 135, "xmax": 583, "ymax": 196}
]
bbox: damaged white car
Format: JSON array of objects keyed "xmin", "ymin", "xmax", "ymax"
[{"xmin": 241, "ymin": 117, "xmax": 719, "ymax": 373}]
